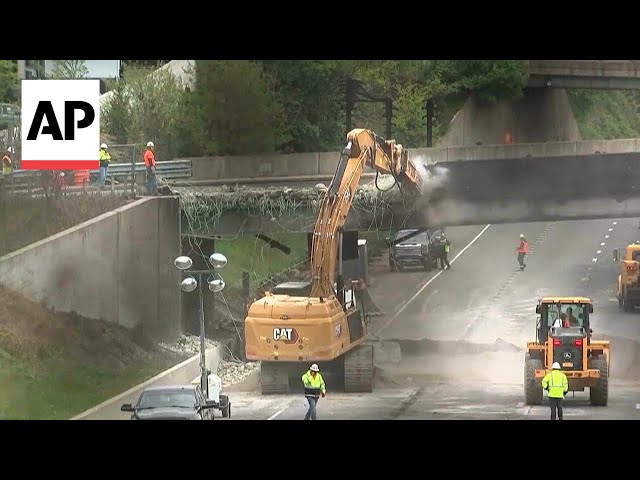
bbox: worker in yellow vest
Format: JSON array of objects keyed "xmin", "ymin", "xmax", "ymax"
[
  {"xmin": 98, "ymin": 143, "xmax": 111, "ymax": 187},
  {"xmin": 301, "ymin": 363, "xmax": 326, "ymax": 420},
  {"xmin": 541, "ymin": 362, "xmax": 569, "ymax": 420}
]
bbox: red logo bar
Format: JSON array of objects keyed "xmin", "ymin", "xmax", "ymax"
[{"xmin": 21, "ymin": 160, "xmax": 100, "ymax": 170}]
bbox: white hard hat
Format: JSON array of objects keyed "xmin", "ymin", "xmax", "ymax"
[
  {"xmin": 146, "ymin": 141, "xmax": 154, "ymax": 148},
  {"xmin": 520, "ymin": 234, "xmax": 525, "ymax": 238},
  {"xmin": 310, "ymin": 363, "xmax": 320, "ymax": 372},
  {"xmin": 100, "ymin": 143, "xmax": 108, "ymax": 149},
  {"xmin": 552, "ymin": 362, "xmax": 561, "ymax": 370}
]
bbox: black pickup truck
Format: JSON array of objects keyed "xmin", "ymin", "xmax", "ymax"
[{"xmin": 388, "ymin": 228, "xmax": 445, "ymax": 272}]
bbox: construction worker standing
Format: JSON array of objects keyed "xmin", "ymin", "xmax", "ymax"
[
  {"xmin": 98, "ymin": 143, "xmax": 111, "ymax": 188},
  {"xmin": 2, "ymin": 147, "xmax": 13, "ymax": 175},
  {"xmin": 516, "ymin": 234, "xmax": 528, "ymax": 270},
  {"xmin": 143, "ymin": 141, "xmax": 158, "ymax": 196},
  {"xmin": 301, "ymin": 363, "xmax": 326, "ymax": 420},
  {"xmin": 541, "ymin": 362, "xmax": 569, "ymax": 420},
  {"xmin": 441, "ymin": 234, "xmax": 451, "ymax": 270}
]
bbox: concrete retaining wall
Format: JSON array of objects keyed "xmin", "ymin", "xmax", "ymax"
[
  {"xmin": 183, "ymin": 138, "xmax": 640, "ymax": 182},
  {"xmin": 0, "ymin": 196, "xmax": 182, "ymax": 342}
]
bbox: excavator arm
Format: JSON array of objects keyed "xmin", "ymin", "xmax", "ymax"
[{"xmin": 309, "ymin": 128, "xmax": 424, "ymax": 299}]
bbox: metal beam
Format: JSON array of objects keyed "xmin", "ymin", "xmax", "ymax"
[{"xmin": 528, "ymin": 74, "xmax": 640, "ymax": 90}]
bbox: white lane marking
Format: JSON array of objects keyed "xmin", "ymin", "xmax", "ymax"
[
  {"xmin": 592, "ymin": 258, "xmax": 598, "ymax": 263},
  {"xmin": 605, "ymin": 235, "xmax": 610, "ymax": 239},
  {"xmin": 636, "ymin": 403, "xmax": 640, "ymax": 410},
  {"xmin": 378, "ymin": 224, "xmax": 492, "ymax": 332},
  {"xmin": 609, "ymin": 228, "xmax": 613, "ymax": 232},
  {"xmin": 613, "ymin": 221, "xmax": 618, "ymax": 225},
  {"xmin": 597, "ymin": 250, "xmax": 602, "ymax": 254},
  {"xmin": 601, "ymin": 242, "xmax": 606, "ymax": 246},
  {"xmin": 267, "ymin": 407, "xmax": 286, "ymax": 420}
]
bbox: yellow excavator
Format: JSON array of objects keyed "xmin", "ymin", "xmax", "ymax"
[{"xmin": 244, "ymin": 128, "xmax": 424, "ymax": 394}]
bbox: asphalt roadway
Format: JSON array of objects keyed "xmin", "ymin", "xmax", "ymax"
[{"xmin": 224, "ymin": 217, "xmax": 640, "ymax": 420}]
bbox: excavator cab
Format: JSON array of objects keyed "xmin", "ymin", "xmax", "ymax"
[{"xmin": 524, "ymin": 297, "xmax": 610, "ymax": 406}]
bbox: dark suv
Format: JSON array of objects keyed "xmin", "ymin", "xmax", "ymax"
[{"xmin": 388, "ymin": 229, "xmax": 444, "ymax": 272}]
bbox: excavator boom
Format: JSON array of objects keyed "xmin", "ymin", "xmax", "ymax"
[{"xmin": 309, "ymin": 128, "xmax": 423, "ymax": 298}]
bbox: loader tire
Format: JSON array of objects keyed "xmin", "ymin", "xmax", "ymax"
[
  {"xmin": 589, "ymin": 356, "xmax": 609, "ymax": 406},
  {"xmin": 524, "ymin": 353, "xmax": 543, "ymax": 406}
]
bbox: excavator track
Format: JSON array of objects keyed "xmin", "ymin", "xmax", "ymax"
[
  {"xmin": 259, "ymin": 362, "xmax": 290, "ymax": 394},
  {"xmin": 344, "ymin": 343, "xmax": 374, "ymax": 392}
]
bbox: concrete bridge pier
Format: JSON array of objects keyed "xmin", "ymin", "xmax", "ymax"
[{"xmin": 438, "ymin": 87, "xmax": 582, "ymax": 148}]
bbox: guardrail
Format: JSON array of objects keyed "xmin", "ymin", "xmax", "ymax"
[{"xmin": 0, "ymin": 160, "xmax": 192, "ymax": 196}]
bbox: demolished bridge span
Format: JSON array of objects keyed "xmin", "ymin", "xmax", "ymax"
[
  {"xmin": 173, "ymin": 151, "xmax": 640, "ymax": 236},
  {"xmin": 174, "ymin": 179, "xmax": 415, "ymax": 237}
]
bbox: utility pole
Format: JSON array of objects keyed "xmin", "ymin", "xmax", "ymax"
[
  {"xmin": 426, "ymin": 98, "xmax": 434, "ymax": 147},
  {"xmin": 385, "ymin": 99, "xmax": 393, "ymax": 140},
  {"xmin": 345, "ymin": 78, "xmax": 354, "ymax": 136},
  {"xmin": 17, "ymin": 60, "xmax": 26, "ymax": 80},
  {"xmin": 343, "ymin": 77, "xmax": 394, "ymax": 139}
]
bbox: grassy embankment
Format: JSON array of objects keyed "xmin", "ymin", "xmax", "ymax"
[
  {"xmin": 568, "ymin": 89, "xmax": 640, "ymax": 139},
  {"xmin": 0, "ymin": 195, "xmax": 188, "ymax": 419}
]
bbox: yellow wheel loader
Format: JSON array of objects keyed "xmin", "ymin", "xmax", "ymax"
[
  {"xmin": 613, "ymin": 244, "xmax": 640, "ymax": 312},
  {"xmin": 524, "ymin": 297, "xmax": 610, "ymax": 406}
]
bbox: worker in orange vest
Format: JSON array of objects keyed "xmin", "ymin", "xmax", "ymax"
[
  {"xmin": 144, "ymin": 141, "xmax": 158, "ymax": 196},
  {"xmin": 2, "ymin": 147, "xmax": 13, "ymax": 175},
  {"xmin": 516, "ymin": 233, "xmax": 528, "ymax": 270}
]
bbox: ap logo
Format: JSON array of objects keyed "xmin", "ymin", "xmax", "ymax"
[{"xmin": 21, "ymin": 79, "xmax": 100, "ymax": 170}]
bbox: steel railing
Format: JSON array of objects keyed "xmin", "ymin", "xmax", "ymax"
[
  {"xmin": 0, "ymin": 160, "xmax": 192, "ymax": 195},
  {"xmin": 0, "ymin": 159, "xmax": 192, "ymax": 195}
]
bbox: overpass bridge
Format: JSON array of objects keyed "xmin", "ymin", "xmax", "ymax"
[
  {"xmin": 527, "ymin": 60, "xmax": 640, "ymax": 90},
  {"xmin": 174, "ymin": 137, "xmax": 640, "ymax": 237}
]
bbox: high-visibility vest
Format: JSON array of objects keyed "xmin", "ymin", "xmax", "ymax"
[
  {"xmin": 301, "ymin": 370, "xmax": 326, "ymax": 397},
  {"xmin": 99, "ymin": 149, "xmax": 111, "ymax": 165},
  {"xmin": 542, "ymin": 370, "xmax": 568, "ymax": 399}
]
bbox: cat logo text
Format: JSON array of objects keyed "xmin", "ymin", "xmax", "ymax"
[{"xmin": 273, "ymin": 327, "xmax": 299, "ymax": 344}]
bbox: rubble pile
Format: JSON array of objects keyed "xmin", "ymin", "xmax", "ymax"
[
  {"xmin": 159, "ymin": 334, "xmax": 219, "ymax": 356},
  {"xmin": 218, "ymin": 359, "xmax": 261, "ymax": 387}
]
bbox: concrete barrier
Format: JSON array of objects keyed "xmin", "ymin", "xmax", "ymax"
[
  {"xmin": 71, "ymin": 346, "xmax": 221, "ymax": 420},
  {"xmin": 184, "ymin": 138, "xmax": 640, "ymax": 182},
  {"xmin": 0, "ymin": 196, "xmax": 182, "ymax": 342}
]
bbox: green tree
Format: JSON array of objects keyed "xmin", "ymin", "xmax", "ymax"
[
  {"xmin": 259, "ymin": 60, "xmax": 350, "ymax": 152},
  {"xmin": 49, "ymin": 60, "xmax": 89, "ymax": 79},
  {"xmin": 0, "ymin": 60, "xmax": 18, "ymax": 103},
  {"xmin": 176, "ymin": 60, "xmax": 287, "ymax": 156},
  {"xmin": 101, "ymin": 65, "xmax": 185, "ymax": 161},
  {"xmin": 434, "ymin": 60, "xmax": 529, "ymax": 104}
]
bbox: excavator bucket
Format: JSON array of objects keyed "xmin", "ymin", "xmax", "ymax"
[{"xmin": 420, "ymin": 151, "xmax": 640, "ymax": 227}]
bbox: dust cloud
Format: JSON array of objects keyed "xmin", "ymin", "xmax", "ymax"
[
  {"xmin": 596, "ymin": 335, "xmax": 640, "ymax": 381},
  {"xmin": 373, "ymin": 334, "xmax": 640, "ymax": 390},
  {"xmin": 373, "ymin": 338, "xmax": 524, "ymax": 388},
  {"xmin": 412, "ymin": 155, "xmax": 450, "ymax": 198}
]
